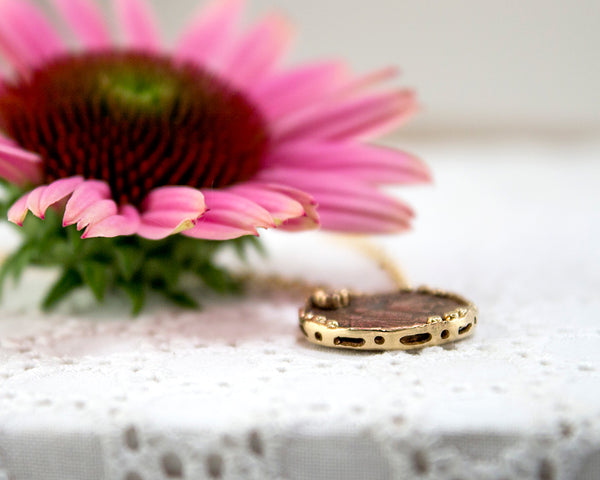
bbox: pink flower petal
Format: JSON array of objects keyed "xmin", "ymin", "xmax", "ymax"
[
  {"xmin": 0, "ymin": 143, "xmax": 43, "ymax": 185},
  {"xmin": 141, "ymin": 186, "xmax": 206, "ymax": 214},
  {"xmin": 274, "ymin": 90, "xmax": 417, "ymax": 142},
  {"xmin": 256, "ymin": 65, "xmax": 404, "ymax": 127},
  {"xmin": 140, "ymin": 210, "xmax": 200, "ymax": 229},
  {"xmin": 337, "ymin": 66, "xmax": 399, "ymax": 97},
  {"xmin": 227, "ymin": 183, "xmax": 305, "ymax": 226},
  {"xmin": 137, "ymin": 212, "xmax": 201, "ymax": 240},
  {"xmin": 52, "ymin": 0, "xmax": 112, "ymax": 50},
  {"xmin": 221, "ymin": 14, "xmax": 294, "ymax": 86},
  {"xmin": 25, "ymin": 186, "xmax": 47, "ymax": 219},
  {"xmin": 256, "ymin": 169, "xmax": 410, "ymax": 213},
  {"xmin": 0, "ymin": 134, "xmax": 16, "ymax": 147},
  {"xmin": 0, "ymin": 0, "xmax": 66, "ymax": 72},
  {"xmin": 39, "ymin": 177, "xmax": 84, "ymax": 216},
  {"xmin": 182, "ymin": 189, "xmax": 274, "ymax": 240},
  {"xmin": 7, "ymin": 193, "xmax": 30, "ymax": 226},
  {"xmin": 0, "ymin": 143, "xmax": 36, "ymax": 160},
  {"xmin": 0, "ymin": 24, "xmax": 28, "ymax": 74},
  {"xmin": 174, "ymin": 0, "xmax": 245, "ymax": 69},
  {"xmin": 63, "ymin": 182, "xmax": 118, "ymax": 233},
  {"xmin": 335, "ymin": 100, "xmax": 419, "ymax": 141},
  {"xmin": 316, "ymin": 209, "xmax": 410, "ymax": 234},
  {"xmin": 82, "ymin": 205, "xmax": 140, "ymax": 239},
  {"xmin": 137, "ymin": 186, "xmax": 206, "ymax": 240},
  {"xmin": 278, "ymin": 215, "xmax": 320, "ymax": 232},
  {"xmin": 113, "ymin": 0, "xmax": 161, "ymax": 51},
  {"xmin": 75, "ymin": 200, "xmax": 118, "ymax": 231},
  {"xmin": 9, "ymin": 177, "xmax": 83, "ymax": 219},
  {"xmin": 0, "ymin": 161, "xmax": 26, "ymax": 186},
  {"xmin": 264, "ymin": 142, "xmax": 431, "ymax": 184},
  {"xmin": 202, "ymin": 190, "xmax": 275, "ymax": 229},
  {"xmin": 63, "ymin": 180, "xmax": 111, "ymax": 227},
  {"xmin": 251, "ymin": 61, "xmax": 348, "ymax": 120},
  {"xmin": 314, "ymin": 192, "xmax": 412, "ymax": 230},
  {"xmin": 252, "ymin": 183, "xmax": 320, "ymax": 231},
  {"xmin": 183, "ymin": 221, "xmax": 257, "ymax": 241},
  {"xmin": 6, "ymin": 178, "xmax": 81, "ymax": 224},
  {"xmin": 256, "ymin": 169, "xmax": 413, "ymax": 233}
]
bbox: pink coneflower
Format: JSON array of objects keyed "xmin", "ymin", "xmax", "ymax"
[{"xmin": 0, "ymin": 0, "xmax": 429, "ymax": 242}]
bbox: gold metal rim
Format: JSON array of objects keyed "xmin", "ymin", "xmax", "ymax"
[{"xmin": 299, "ymin": 286, "xmax": 478, "ymax": 351}]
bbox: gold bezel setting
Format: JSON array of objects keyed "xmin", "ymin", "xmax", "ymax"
[{"xmin": 299, "ymin": 287, "xmax": 478, "ymax": 351}]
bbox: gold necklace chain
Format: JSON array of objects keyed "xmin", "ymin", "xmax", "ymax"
[{"xmin": 237, "ymin": 236, "xmax": 409, "ymax": 299}]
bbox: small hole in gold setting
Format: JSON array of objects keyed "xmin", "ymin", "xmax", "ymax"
[
  {"xmin": 441, "ymin": 330, "xmax": 450, "ymax": 340},
  {"xmin": 315, "ymin": 332, "xmax": 323, "ymax": 341},
  {"xmin": 458, "ymin": 324, "xmax": 472, "ymax": 335},
  {"xmin": 400, "ymin": 333, "xmax": 432, "ymax": 346},
  {"xmin": 334, "ymin": 337, "xmax": 365, "ymax": 348},
  {"xmin": 374, "ymin": 336, "xmax": 385, "ymax": 345}
]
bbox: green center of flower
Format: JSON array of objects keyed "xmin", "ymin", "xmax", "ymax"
[
  {"xmin": 100, "ymin": 69, "xmax": 175, "ymax": 109},
  {"xmin": 0, "ymin": 52, "xmax": 270, "ymax": 206}
]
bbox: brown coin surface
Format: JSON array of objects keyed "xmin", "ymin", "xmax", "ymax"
[{"xmin": 299, "ymin": 287, "xmax": 477, "ymax": 351}]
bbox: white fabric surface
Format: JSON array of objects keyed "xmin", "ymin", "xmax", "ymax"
[{"xmin": 0, "ymin": 140, "xmax": 599, "ymax": 480}]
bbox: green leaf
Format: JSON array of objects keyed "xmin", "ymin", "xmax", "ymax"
[
  {"xmin": 67, "ymin": 225, "xmax": 82, "ymax": 248},
  {"xmin": 42, "ymin": 268, "xmax": 83, "ymax": 311},
  {"xmin": 0, "ymin": 244, "xmax": 33, "ymax": 298},
  {"xmin": 143, "ymin": 258, "xmax": 180, "ymax": 290},
  {"xmin": 232, "ymin": 235, "xmax": 265, "ymax": 262},
  {"xmin": 0, "ymin": 259, "xmax": 15, "ymax": 298},
  {"xmin": 80, "ymin": 261, "xmax": 109, "ymax": 302},
  {"xmin": 44, "ymin": 241, "xmax": 75, "ymax": 266},
  {"xmin": 196, "ymin": 263, "xmax": 242, "ymax": 294},
  {"xmin": 233, "ymin": 239, "xmax": 250, "ymax": 262},
  {"xmin": 119, "ymin": 279, "xmax": 146, "ymax": 316},
  {"xmin": 114, "ymin": 246, "xmax": 144, "ymax": 281},
  {"xmin": 9, "ymin": 244, "xmax": 33, "ymax": 281},
  {"xmin": 161, "ymin": 289, "xmax": 199, "ymax": 309}
]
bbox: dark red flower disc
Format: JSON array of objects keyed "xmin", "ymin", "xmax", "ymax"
[{"xmin": 0, "ymin": 51, "xmax": 270, "ymax": 206}]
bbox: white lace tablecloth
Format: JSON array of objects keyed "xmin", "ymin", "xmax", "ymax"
[{"xmin": 0, "ymin": 140, "xmax": 599, "ymax": 480}]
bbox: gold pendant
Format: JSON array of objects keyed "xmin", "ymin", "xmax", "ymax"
[{"xmin": 299, "ymin": 286, "xmax": 477, "ymax": 351}]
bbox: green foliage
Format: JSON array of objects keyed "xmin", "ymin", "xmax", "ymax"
[
  {"xmin": 0, "ymin": 184, "xmax": 261, "ymax": 314},
  {"xmin": 42, "ymin": 268, "xmax": 83, "ymax": 311}
]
